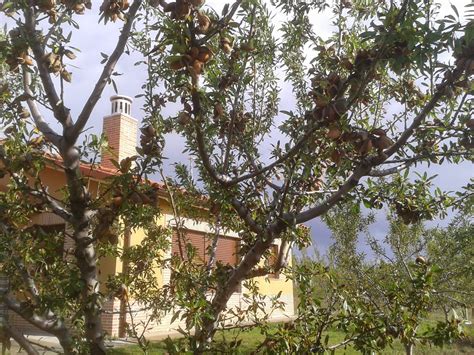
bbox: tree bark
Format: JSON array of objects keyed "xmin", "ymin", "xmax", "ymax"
[
  {"xmin": 4, "ymin": 325, "xmax": 39, "ymax": 355},
  {"xmin": 5, "ymin": 295, "xmax": 74, "ymax": 354},
  {"xmin": 194, "ymin": 237, "xmax": 274, "ymax": 353},
  {"xmin": 63, "ymin": 148, "xmax": 105, "ymax": 355}
]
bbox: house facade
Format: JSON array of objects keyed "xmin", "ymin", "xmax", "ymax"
[{"xmin": 2, "ymin": 95, "xmax": 295, "ymax": 338}]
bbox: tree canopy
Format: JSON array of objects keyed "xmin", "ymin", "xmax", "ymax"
[{"xmin": 0, "ymin": 0, "xmax": 473, "ymax": 354}]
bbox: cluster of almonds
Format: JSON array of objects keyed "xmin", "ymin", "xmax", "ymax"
[
  {"xmin": 195, "ymin": 10, "xmax": 211, "ymax": 33},
  {"xmin": 394, "ymin": 202, "xmax": 423, "ymax": 225},
  {"xmin": 307, "ymin": 72, "xmax": 394, "ymax": 164},
  {"xmin": 110, "ymin": 183, "xmax": 160, "ymax": 209},
  {"xmin": 327, "ymin": 126, "xmax": 393, "ymax": 165},
  {"xmin": 220, "ymin": 109, "xmax": 250, "ymax": 136},
  {"xmin": 342, "ymin": 128, "xmax": 393, "ymax": 155},
  {"xmin": 100, "ymin": 0, "xmax": 129, "ymax": 22},
  {"xmin": 176, "ymin": 100, "xmax": 193, "ymax": 125},
  {"xmin": 153, "ymin": 0, "xmax": 205, "ymax": 20},
  {"xmin": 34, "ymin": 0, "xmax": 91, "ymax": 22},
  {"xmin": 34, "ymin": 0, "xmax": 56, "ymax": 11},
  {"xmin": 5, "ymin": 30, "xmax": 33, "ymax": 72},
  {"xmin": 308, "ymin": 72, "xmax": 349, "ymax": 150},
  {"xmin": 169, "ymin": 45, "xmax": 212, "ymax": 76},
  {"xmin": 220, "ymin": 36, "xmax": 232, "ymax": 54},
  {"xmin": 156, "ymin": 0, "xmax": 238, "ymax": 79},
  {"xmin": 460, "ymin": 119, "xmax": 474, "ymax": 149},
  {"xmin": 139, "ymin": 125, "xmax": 161, "ymax": 155},
  {"xmin": 5, "ymin": 46, "xmax": 33, "ymax": 73},
  {"xmin": 61, "ymin": 0, "xmax": 91, "ymax": 13},
  {"xmin": 42, "ymin": 49, "xmax": 76, "ymax": 82}
]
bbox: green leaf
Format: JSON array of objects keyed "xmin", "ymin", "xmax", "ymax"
[
  {"xmin": 1, "ymin": 2, "xmax": 14, "ymax": 10},
  {"xmin": 451, "ymin": 4, "xmax": 459, "ymax": 18}
]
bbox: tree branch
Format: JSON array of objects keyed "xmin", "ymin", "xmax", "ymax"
[
  {"xmin": 381, "ymin": 65, "xmax": 465, "ymax": 160},
  {"xmin": 22, "ymin": 70, "xmax": 62, "ymax": 147},
  {"xmin": 29, "ymin": 186, "xmax": 73, "ymax": 223},
  {"xmin": 245, "ymin": 240, "xmax": 290, "ymax": 279},
  {"xmin": 66, "ymin": 0, "xmax": 143, "ymax": 144},
  {"xmin": 4, "ymin": 295, "xmax": 73, "ymax": 351},
  {"xmin": 292, "ymin": 62, "xmax": 467, "ymax": 226},
  {"xmin": 11, "ymin": 256, "xmax": 41, "ymax": 306},
  {"xmin": 379, "ymin": 151, "xmax": 471, "ymax": 165},
  {"xmin": 368, "ymin": 164, "xmax": 408, "ymax": 177},
  {"xmin": 2, "ymin": 325, "xmax": 39, "ymax": 355},
  {"xmin": 24, "ymin": 3, "xmax": 72, "ymax": 128}
]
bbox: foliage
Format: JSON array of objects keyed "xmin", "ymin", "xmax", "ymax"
[
  {"xmin": 263, "ymin": 204, "xmax": 473, "ymax": 354},
  {"xmin": 0, "ymin": 0, "xmax": 473, "ymax": 354},
  {"xmin": 111, "ymin": 320, "xmax": 474, "ymax": 354}
]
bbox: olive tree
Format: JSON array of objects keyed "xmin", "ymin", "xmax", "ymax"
[{"xmin": 0, "ymin": 0, "xmax": 473, "ymax": 354}]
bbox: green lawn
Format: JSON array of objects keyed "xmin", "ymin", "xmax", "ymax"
[{"xmin": 109, "ymin": 320, "xmax": 474, "ymax": 354}]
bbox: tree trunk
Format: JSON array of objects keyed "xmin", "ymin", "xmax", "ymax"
[
  {"xmin": 405, "ymin": 343, "xmax": 414, "ymax": 355},
  {"xmin": 63, "ymin": 148, "xmax": 106, "ymax": 354},
  {"xmin": 4, "ymin": 295, "xmax": 75, "ymax": 354},
  {"xmin": 194, "ymin": 237, "xmax": 274, "ymax": 353},
  {"xmin": 5, "ymin": 326, "xmax": 39, "ymax": 355}
]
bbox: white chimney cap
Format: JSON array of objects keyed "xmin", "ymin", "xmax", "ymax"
[
  {"xmin": 110, "ymin": 95, "xmax": 133, "ymax": 103},
  {"xmin": 110, "ymin": 95, "xmax": 133, "ymax": 115}
]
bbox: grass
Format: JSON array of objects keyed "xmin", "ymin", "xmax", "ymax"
[{"xmin": 109, "ymin": 318, "xmax": 474, "ymax": 354}]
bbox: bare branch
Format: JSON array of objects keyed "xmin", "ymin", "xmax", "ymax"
[
  {"xmin": 379, "ymin": 151, "xmax": 471, "ymax": 165},
  {"xmin": 206, "ymin": 216, "xmax": 221, "ymax": 275},
  {"xmin": 381, "ymin": 65, "xmax": 465, "ymax": 160},
  {"xmin": 29, "ymin": 186, "xmax": 73, "ymax": 223},
  {"xmin": 11, "ymin": 256, "xmax": 41, "ymax": 305},
  {"xmin": 22, "ymin": 70, "xmax": 62, "ymax": 147},
  {"xmin": 368, "ymin": 164, "xmax": 408, "ymax": 177},
  {"xmin": 230, "ymin": 198, "xmax": 265, "ymax": 235},
  {"xmin": 5, "ymin": 168, "xmax": 73, "ymax": 223},
  {"xmin": 292, "ymin": 164, "xmax": 369, "ymax": 225}
]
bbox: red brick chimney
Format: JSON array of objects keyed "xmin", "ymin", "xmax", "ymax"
[{"xmin": 101, "ymin": 95, "xmax": 138, "ymax": 170}]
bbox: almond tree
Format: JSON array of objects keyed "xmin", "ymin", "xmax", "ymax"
[
  {"xmin": 1, "ymin": 1, "xmax": 146, "ymax": 353},
  {"xmin": 0, "ymin": 0, "xmax": 473, "ymax": 354},
  {"xmin": 136, "ymin": 0, "xmax": 473, "ymax": 350}
]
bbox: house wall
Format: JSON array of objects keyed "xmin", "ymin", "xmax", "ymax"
[{"xmin": 102, "ymin": 210, "xmax": 295, "ymax": 338}]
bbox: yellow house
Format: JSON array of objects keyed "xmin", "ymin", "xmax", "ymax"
[{"xmin": 3, "ymin": 95, "xmax": 295, "ymax": 338}]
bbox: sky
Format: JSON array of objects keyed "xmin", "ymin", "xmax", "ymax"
[{"xmin": 1, "ymin": 0, "xmax": 473, "ymax": 257}]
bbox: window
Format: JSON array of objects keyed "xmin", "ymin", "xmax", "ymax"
[
  {"xmin": 171, "ymin": 230, "xmax": 238, "ymax": 266},
  {"xmin": 171, "ymin": 230, "xmax": 241, "ymax": 292}
]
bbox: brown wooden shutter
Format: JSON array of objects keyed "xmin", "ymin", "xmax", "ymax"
[
  {"xmin": 215, "ymin": 236, "xmax": 238, "ymax": 266},
  {"xmin": 172, "ymin": 230, "xmax": 206, "ymax": 263},
  {"xmin": 172, "ymin": 231, "xmax": 238, "ymax": 266}
]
